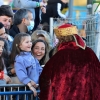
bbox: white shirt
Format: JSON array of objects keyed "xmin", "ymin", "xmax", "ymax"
[{"xmin": 57, "ymin": 3, "xmax": 68, "ymax": 19}]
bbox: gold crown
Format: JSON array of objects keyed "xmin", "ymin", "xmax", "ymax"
[{"xmin": 54, "ymin": 26, "xmax": 78, "ymax": 37}]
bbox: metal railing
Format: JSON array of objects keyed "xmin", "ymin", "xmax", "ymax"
[
  {"xmin": 0, "ymin": 84, "xmax": 40, "ymax": 100},
  {"xmin": 49, "ymin": 15, "xmax": 99, "ymax": 51}
]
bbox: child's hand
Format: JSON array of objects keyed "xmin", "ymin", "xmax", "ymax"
[
  {"xmin": 29, "ymin": 86, "xmax": 37, "ymax": 97},
  {"xmin": 31, "ymin": 80, "xmax": 38, "ymax": 88}
]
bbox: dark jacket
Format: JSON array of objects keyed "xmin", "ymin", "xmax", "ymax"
[
  {"xmin": 9, "ymin": 25, "xmax": 32, "ymax": 38},
  {"xmin": 40, "ymin": 1, "xmax": 68, "ymax": 24},
  {"xmin": 9, "ymin": 25, "xmax": 20, "ymax": 38}
]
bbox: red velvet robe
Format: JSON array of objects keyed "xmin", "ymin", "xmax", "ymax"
[{"xmin": 39, "ymin": 41, "xmax": 100, "ymax": 100}]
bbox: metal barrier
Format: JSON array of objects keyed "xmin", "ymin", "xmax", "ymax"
[
  {"xmin": 0, "ymin": 84, "xmax": 40, "ymax": 100},
  {"xmin": 49, "ymin": 15, "xmax": 99, "ymax": 52}
]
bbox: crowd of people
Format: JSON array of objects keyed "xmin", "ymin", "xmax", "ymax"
[{"xmin": 1, "ymin": 0, "xmax": 100, "ymax": 100}]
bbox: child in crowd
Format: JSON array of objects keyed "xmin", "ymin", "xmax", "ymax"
[
  {"xmin": 32, "ymin": 39, "xmax": 48, "ymax": 66},
  {"xmin": 11, "ymin": 33, "xmax": 42, "ymax": 96},
  {"xmin": 0, "ymin": 37, "xmax": 11, "ymax": 84}
]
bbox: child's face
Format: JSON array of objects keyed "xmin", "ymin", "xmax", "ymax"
[
  {"xmin": 0, "ymin": 27, "xmax": 7, "ymax": 39},
  {"xmin": 19, "ymin": 36, "xmax": 32, "ymax": 52},
  {"xmin": 0, "ymin": 40, "xmax": 4, "ymax": 56}
]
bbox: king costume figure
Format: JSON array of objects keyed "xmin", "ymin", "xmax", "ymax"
[{"xmin": 39, "ymin": 24, "xmax": 100, "ymax": 100}]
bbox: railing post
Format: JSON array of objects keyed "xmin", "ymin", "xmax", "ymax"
[
  {"xmin": 87, "ymin": 0, "xmax": 93, "ymax": 15},
  {"xmin": 68, "ymin": 0, "xmax": 74, "ymax": 18},
  {"xmin": 49, "ymin": 17, "xmax": 54, "ymax": 47}
]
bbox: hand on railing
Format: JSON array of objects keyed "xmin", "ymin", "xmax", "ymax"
[
  {"xmin": 4, "ymin": 74, "xmax": 12, "ymax": 83},
  {"xmin": 27, "ymin": 80, "xmax": 39, "ymax": 97},
  {"xmin": 31, "ymin": 80, "xmax": 38, "ymax": 88},
  {"xmin": 29, "ymin": 86, "xmax": 37, "ymax": 97}
]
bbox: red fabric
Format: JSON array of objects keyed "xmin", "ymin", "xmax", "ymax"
[
  {"xmin": 58, "ymin": 42, "xmax": 78, "ymax": 50},
  {"xmin": 58, "ymin": 24, "xmax": 72, "ymax": 28},
  {"xmin": 74, "ymin": 34, "xmax": 86, "ymax": 49},
  {"xmin": 0, "ymin": 71, "xmax": 4, "ymax": 79},
  {"xmin": 39, "ymin": 41, "xmax": 100, "ymax": 100}
]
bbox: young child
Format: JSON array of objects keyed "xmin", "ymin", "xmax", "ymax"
[
  {"xmin": 0, "ymin": 37, "xmax": 11, "ymax": 84},
  {"xmin": 11, "ymin": 33, "xmax": 42, "ymax": 96}
]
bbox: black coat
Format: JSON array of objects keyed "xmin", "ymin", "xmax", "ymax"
[
  {"xmin": 9, "ymin": 25, "xmax": 20, "ymax": 38},
  {"xmin": 40, "ymin": 1, "xmax": 68, "ymax": 24}
]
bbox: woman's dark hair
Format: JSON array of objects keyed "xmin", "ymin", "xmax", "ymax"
[
  {"xmin": 0, "ymin": 37, "xmax": 5, "ymax": 71},
  {"xmin": 10, "ymin": 33, "xmax": 30, "ymax": 64},
  {"xmin": 32, "ymin": 39, "xmax": 48, "ymax": 65}
]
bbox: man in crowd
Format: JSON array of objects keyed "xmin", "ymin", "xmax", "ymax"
[
  {"xmin": 9, "ymin": 8, "xmax": 34, "ymax": 38},
  {"xmin": 0, "ymin": 6, "xmax": 13, "ymax": 30}
]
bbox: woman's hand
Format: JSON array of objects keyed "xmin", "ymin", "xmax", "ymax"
[{"xmin": 4, "ymin": 74, "xmax": 12, "ymax": 83}]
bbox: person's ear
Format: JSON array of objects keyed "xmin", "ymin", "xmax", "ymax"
[{"xmin": 22, "ymin": 18, "xmax": 27, "ymax": 25}]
